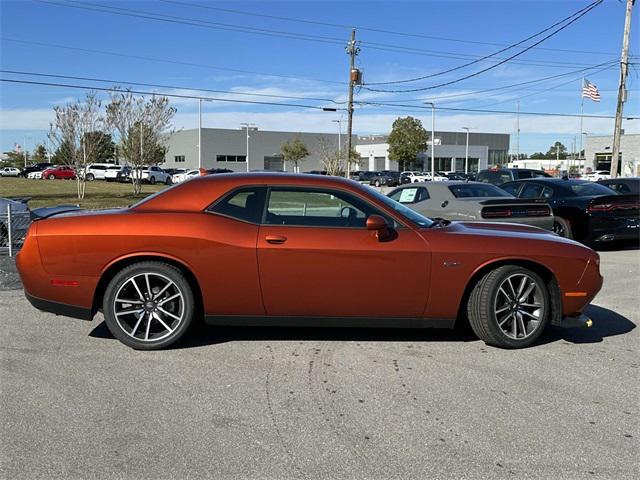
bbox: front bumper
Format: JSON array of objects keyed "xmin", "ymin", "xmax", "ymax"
[{"xmin": 558, "ymin": 313, "xmax": 593, "ymax": 329}]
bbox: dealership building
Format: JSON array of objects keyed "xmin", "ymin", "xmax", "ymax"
[
  {"xmin": 163, "ymin": 127, "xmax": 510, "ymax": 173},
  {"xmin": 584, "ymin": 133, "xmax": 640, "ymax": 176}
]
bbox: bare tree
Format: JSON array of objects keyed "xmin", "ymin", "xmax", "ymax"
[
  {"xmin": 318, "ymin": 137, "xmax": 361, "ymax": 176},
  {"xmin": 48, "ymin": 91, "xmax": 106, "ymax": 199},
  {"xmin": 106, "ymin": 91, "xmax": 176, "ymax": 195}
]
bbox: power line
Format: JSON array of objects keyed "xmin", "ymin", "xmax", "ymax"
[
  {"xmin": 0, "ymin": 78, "xmax": 346, "ymax": 110},
  {"xmin": 3, "ymin": 77, "xmax": 635, "ymax": 120},
  {"xmin": 160, "ymin": 0, "xmax": 618, "ymax": 57},
  {"xmin": 364, "ymin": 0, "xmax": 603, "ymax": 85},
  {"xmin": 363, "ymin": 0, "xmax": 604, "ymax": 92},
  {"xmin": 0, "ymin": 69, "xmax": 342, "ymax": 104},
  {"xmin": 1, "ymin": 37, "xmax": 345, "ymax": 85}
]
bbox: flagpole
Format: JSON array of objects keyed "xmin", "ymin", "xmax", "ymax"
[{"xmin": 579, "ymin": 77, "xmax": 585, "ymax": 163}]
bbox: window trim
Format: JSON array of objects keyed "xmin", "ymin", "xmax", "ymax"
[{"xmin": 205, "ymin": 186, "xmax": 268, "ymax": 225}]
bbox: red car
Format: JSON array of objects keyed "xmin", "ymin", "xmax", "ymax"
[
  {"xmin": 16, "ymin": 173, "xmax": 603, "ymax": 350},
  {"xmin": 41, "ymin": 165, "xmax": 76, "ymax": 180}
]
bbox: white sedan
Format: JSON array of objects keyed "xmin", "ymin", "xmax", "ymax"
[
  {"xmin": 172, "ymin": 169, "xmax": 200, "ymax": 183},
  {"xmin": 27, "ymin": 170, "xmax": 44, "ymax": 179},
  {"xmin": 401, "ymin": 171, "xmax": 430, "ymax": 183},
  {"xmin": 583, "ymin": 170, "xmax": 611, "ymax": 181}
]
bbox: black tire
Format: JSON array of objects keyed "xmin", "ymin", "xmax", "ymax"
[
  {"xmin": 103, "ymin": 261, "xmax": 195, "ymax": 350},
  {"xmin": 86, "ymin": 173, "xmax": 95, "ymax": 181},
  {"xmin": 149, "ymin": 176, "xmax": 157, "ymax": 185},
  {"xmin": 552, "ymin": 217, "xmax": 573, "ymax": 239},
  {"xmin": 467, "ymin": 265, "xmax": 550, "ymax": 349},
  {"xmin": 47, "ymin": 174, "xmax": 55, "ymax": 180},
  {"xmin": 165, "ymin": 177, "xmax": 173, "ymax": 185},
  {"xmin": 374, "ymin": 179, "xmax": 381, "ymax": 187}
]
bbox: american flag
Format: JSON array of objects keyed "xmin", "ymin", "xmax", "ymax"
[{"xmin": 582, "ymin": 78, "xmax": 601, "ymax": 102}]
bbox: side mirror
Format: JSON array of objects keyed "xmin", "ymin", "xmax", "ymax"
[{"xmin": 366, "ymin": 214, "xmax": 391, "ymax": 240}]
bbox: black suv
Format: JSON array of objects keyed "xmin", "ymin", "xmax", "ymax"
[
  {"xmin": 21, "ymin": 162, "xmax": 52, "ymax": 177},
  {"xmin": 476, "ymin": 168, "xmax": 551, "ymax": 186}
]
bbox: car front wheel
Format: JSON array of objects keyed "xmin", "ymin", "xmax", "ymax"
[
  {"xmin": 165, "ymin": 177, "xmax": 172, "ymax": 185},
  {"xmin": 103, "ymin": 261, "xmax": 195, "ymax": 350},
  {"xmin": 47, "ymin": 174, "xmax": 55, "ymax": 180},
  {"xmin": 86, "ymin": 173, "xmax": 95, "ymax": 181},
  {"xmin": 149, "ymin": 176, "xmax": 157, "ymax": 185},
  {"xmin": 467, "ymin": 265, "xmax": 549, "ymax": 348}
]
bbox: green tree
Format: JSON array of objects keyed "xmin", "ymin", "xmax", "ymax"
[
  {"xmin": 1, "ymin": 150, "xmax": 27, "ymax": 168},
  {"xmin": 32, "ymin": 144, "xmax": 48, "ymax": 163},
  {"xmin": 281, "ymin": 137, "xmax": 310, "ymax": 173},
  {"xmin": 82, "ymin": 131, "xmax": 115, "ymax": 163},
  {"xmin": 387, "ymin": 116, "xmax": 428, "ymax": 171},
  {"xmin": 546, "ymin": 141, "xmax": 567, "ymax": 160}
]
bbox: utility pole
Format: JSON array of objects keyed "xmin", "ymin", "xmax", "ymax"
[
  {"xmin": 516, "ymin": 100, "xmax": 520, "ymax": 161},
  {"xmin": 198, "ymin": 98, "xmax": 202, "ymax": 170},
  {"xmin": 611, "ymin": 0, "xmax": 634, "ymax": 178},
  {"xmin": 345, "ymin": 28, "xmax": 360, "ymax": 178},
  {"xmin": 424, "ymin": 102, "xmax": 436, "ymax": 180}
]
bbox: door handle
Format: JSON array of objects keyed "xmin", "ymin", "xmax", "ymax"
[{"xmin": 265, "ymin": 234, "xmax": 287, "ymax": 244}]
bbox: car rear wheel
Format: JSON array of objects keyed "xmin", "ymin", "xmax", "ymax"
[
  {"xmin": 552, "ymin": 217, "xmax": 573, "ymax": 239},
  {"xmin": 86, "ymin": 173, "xmax": 95, "ymax": 181},
  {"xmin": 467, "ymin": 265, "xmax": 549, "ymax": 349},
  {"xmin": 374, "ymin": 179, "xmax": 382, "ymax": 187},
  {"xmin": 103, "ymin": 262, "xmax": 195, "ymax": 350}
]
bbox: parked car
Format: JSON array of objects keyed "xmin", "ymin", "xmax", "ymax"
[
  {"xmin": 0, "ymin": 197, "xmax": 30, "ymax": 249},
  {"xmin": 597, "ymin": 177, "xmax": 640, "ymax": 195},
  {"xmin": 27, "ymin": 170, "xmax": 44, "ymax": 179},
  {"xmin": 21, "ymin": 162, "xmax": 51, "ymax": 178},
  {"xmin": 82, "ymin": 163, "xmax": 119, "ymax": 181},
  {"xmin": 205, "ymin": 168, "xmax": 234, "ymax": 175},
  {"xmin": 388, "ymin": 181, "xmax": 553, "ymax": 230},
  {"xmin": 0, "ymin": 167, "xmax": 22, "ymax": 177},
  {"xmin": 129, "ymin": 166, "xmax": 172, "ymax": 185},
  {"xmin": 17, "ymin": 173, "xmax": 602, "ymax": 350},
  {"xmin": 476, "ymin": 168, "xmax": 551, "ymax": 186},
  {"xmin": 500, "ymin": 178, "xmax": 639, "ymax": 243},
  {"xmin": 370, "ymin": 171, "xmax": 401, "ymax": 187},
  {"xmin": 103, "ymin": 165, "xmax": 126, "ymax": 182},
  {"xmin": 172, "ymin": 169, "xmax": 200, "ymax": 183},
  {"xmin": 41, "ymin": 166, "xmax": 76, "ymax": 180},
  {"xmin": 423, "ymin": 171, "xmax": 449, "ymax": 182},
  {"xmin": 163, "ymin": 168, "xmax": 186, "ymax": 177},
  {"xmin": 401, "ymin": 171, "xmax": 430, "ymax": 183},
  {"xmin": 583, "ymin": 170, "xmax": 611, "ymax": 182}
]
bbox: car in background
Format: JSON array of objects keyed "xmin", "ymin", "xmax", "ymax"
[
  {"xmin": 205, "ymin": 168, "xmax": 234, "ymax": 175},
  {"xmin": 597, "ymin": 177, "xmax": 640, "ymax": 195},
  {"xmin": 27, "ymin": 170, "xmax": 44, "ymax": 179},
  {"xmin": 500, "ymin": 178, "xmax": 639, "ymax": 243},
  {"xmin": 103, "ymin": 165, "xmax": 126, "ymax": 182},
  {"xmin": 172, "ymin": 169, "xmax": 199, "ymax": 183},
  {"xmin": 0, "ymin": 167, "xmax": 22, "ymax": 177},
  {"xmin": 402, "ymin": 171, "xmax": 430, "ymax": 183},
  {"xmin": 388, "ymin": 181, "xmax": 553, "ymax": 230},
  {"xmin": 476, "ymin": 168, "xmax": 551, "ymax": 186},
  {"xmin": 163, "ymin": 168, "xmax": 186, "ymax": 177},
  {"xmin": 129, "ymin": 166, "xmax": 172, "ymax": 185},
  {"xmin": 82, "ymin": 163, "xmax": 119, "ymax": 181},
  {"xmin": 583, "ymin": 170, "xmax": 611, "ymax": 182},
  {"xmin": 41, "ymin": 165, "xmax": 76, "ymax": 180},
  {"xmin": 423, "ymin": 171, "xmax": 449, "ymax": 182},
  {"xmin": 16, "ymin": 172, "xmax": 602, "ymax": 350},
  {"xmin": 21, "ymin": 162, "xmax": 51, "ymax": 178},
  {"xmin": 0, "ymin": 197, "xmax": 30, "ymax": 249}
]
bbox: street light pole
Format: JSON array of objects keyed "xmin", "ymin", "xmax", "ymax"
[
  {"xmin": 424, "ymin": 102, "xmax": 435, "ymax": 180},
  {"xmin": 332, "ymin": 119, "xmax": 343, "ymax": 159},
  {"xmin": 240, "ymin": 123, "xmax": 255, "ymax": 172},
  {"xmin": 198, "ymin": 98, "xmax": 202, "ymax": 170},
  {"xmin": 462, "ymin": 127, "xmax": 470, "ymax": 174}
]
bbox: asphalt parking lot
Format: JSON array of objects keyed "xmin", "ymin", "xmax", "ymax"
[{"xmin": 1, "ymin": 249, "xmax": 638, "ymax": 480}]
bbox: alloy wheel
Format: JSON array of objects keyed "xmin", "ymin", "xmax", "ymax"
[
  {"xmin": 552, "ymin": 221, "xmax": 566, "ymax": 237},
  {"xmin": 113, "ymin": 272, "xmax": 185, "ymax": 342},
  {"xmin": 493, "ymin": 273, "xmax": 545, "ymax": 340}
]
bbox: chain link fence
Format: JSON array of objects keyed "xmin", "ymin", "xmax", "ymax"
[{"xmin": 0, "ymin": 205, "xmax": 32, "ymax": 256}]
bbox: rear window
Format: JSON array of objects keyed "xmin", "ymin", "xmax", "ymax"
[
  {"xmin": 570, "ymin": 182, "xmax": 616, "ymax": 196},
  {"xmin": 448, "ymin": 184, "xmax": 511, "ymax": 198},
  {"xmin": 476, "ymin": 170, "xmax": 513, "ymax": 185}
]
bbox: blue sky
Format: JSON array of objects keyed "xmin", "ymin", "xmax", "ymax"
[{"xmin": 1, "ymin": 0, "xmax": 638, "ymax": 155}]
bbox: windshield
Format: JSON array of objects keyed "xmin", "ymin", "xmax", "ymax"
[
  {"xmin": 449, "ymin": 184, "xmax": 512, "ymax": 198},
  {"xmin": 367, "ymin": 188, "xmax": 434, "ymax": 228}
]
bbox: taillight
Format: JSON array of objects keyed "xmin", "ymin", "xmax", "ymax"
[
  {"xmin": 481, "ymin": 206, "xmax": 550, "ymax": 219},
  {"xmin": 482, "ymin": 208, "xmax": 512, "ymax": 218}
]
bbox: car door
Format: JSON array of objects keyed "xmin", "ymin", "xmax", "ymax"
[{"xmin": 257, "ymin": 186, "xmax": 431, "ymax": 318}]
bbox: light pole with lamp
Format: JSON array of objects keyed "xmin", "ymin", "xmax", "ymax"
[
  {"xmin": 198, "ymin": 99, "xmax": 202, "ymax": 170},
  {"xmin": 332, "ymin": 118, "xmax": 343, "ymax": 159},
  {"xmin": 461, "ymin": 127, "xmax": 473, "ymax": 174},
  {"xmin": 423, "ymin": 102, "xmax": 436, "ymax": 180},
  {"xmin": 240, "ymin": 123, "xmax": 255, "ymax": 173}
]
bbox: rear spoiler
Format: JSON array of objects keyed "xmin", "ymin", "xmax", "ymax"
[
  {"xmin": 30, "ymin": 205, "xmax": 82, "ymax": 221},
  {"xmin": 479, "ymin": 198, "xmax": 548, "ymax": 205}
]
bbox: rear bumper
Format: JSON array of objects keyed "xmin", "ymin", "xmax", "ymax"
[
  {"xmin": 25, "ymin": 291, "xmax": 93, "ymax": 320},
  {"xmin": 587, "ymin": 215, "xmax": 639, "ymax": 242},
  {"xmin": 558, "ymin": 313, "xmax": 593, "ymax": 329}
]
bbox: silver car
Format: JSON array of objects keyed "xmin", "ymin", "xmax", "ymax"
[{"xmin": 388, "ymin": 181, "xmax": 554, "ymax": 230}]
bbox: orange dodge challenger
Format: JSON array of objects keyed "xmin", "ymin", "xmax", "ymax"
[{"xmin": 16, "ymin": 173, "xmax": 602, "ymax": 350}]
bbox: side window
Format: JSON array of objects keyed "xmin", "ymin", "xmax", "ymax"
[
  {"xmin": 501, "ymin": 183, "xmax": 521, "ymax": 196},
  {"xmin": 521, "ymin": 183, "xmax": 544, "ymax": 199},
  {"xmin": 208, "ymin": 187, "xmax": 266, "ymax": 224},
  {"xmin": 388, "ymin": 187, "xmax": 429, "ymax": 204},
  {"xmin": 265, "ymin": 189, "xmax": 387, "ymax": 228},
  {"xmin": 541, "ymin": 186, "xmax": 554, "ymax": 198}
]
